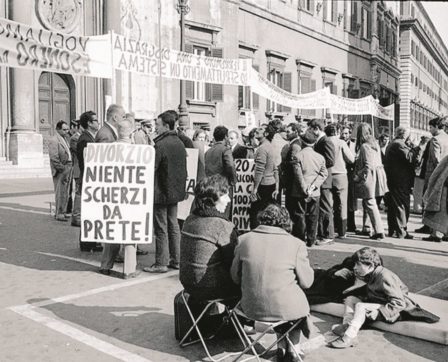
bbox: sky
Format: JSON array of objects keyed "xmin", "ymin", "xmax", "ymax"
[{"xmin": 421, "ymin": 1, "xmax": 448, "ymax": 50}]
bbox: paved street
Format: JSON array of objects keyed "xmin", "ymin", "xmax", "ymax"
[{"xmin": 0, "ymin": 178, "xmax": 447, "ymax": 362}]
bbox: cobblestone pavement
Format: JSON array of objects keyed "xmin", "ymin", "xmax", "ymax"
[{"xmin": 0, "ymin": 178, "xmax": 446, "ymax": 361}]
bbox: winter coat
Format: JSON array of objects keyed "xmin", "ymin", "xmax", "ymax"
[
  {"xmin": 154, "ymin": 130, "xmax": 187, "ymax": 205},
  {"xmin": 180, "ymin": 208, "xmax": 239, "ymax": 301},
  {"xmin": 231, "ymin": 225, "xmax": 314, "ymax": 322},
  {"xmin": 205, "ymin": 141, "xmax": 237, "ymax": 186},
  {"xmin": 354, "ymin": 143, "xmax": 388, "ymax": 199}
]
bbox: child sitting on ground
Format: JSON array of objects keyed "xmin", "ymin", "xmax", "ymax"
[{"xmin": 329, "ymin": 247, "xmax": 416, "ymax": 348}]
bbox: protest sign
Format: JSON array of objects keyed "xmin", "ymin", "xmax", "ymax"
[
  {"xmin": 232, "ymin": 158, "xmax": 254, "ymax": 232},
  {"xmin": 0, "ymin": 17, "xmax": 112, "ymax": 78},
  {"xmin": 177, "ymin": 148, "xmax": 198, "ymax": 220},
  {"xmin": 112, "ymin": 33, "xmax": 252, "ymax": 86},
  {"xmin": 248, "ymin": 68, "xmax": 331, "ymax": 109},
  {"xmin": 329, "ymin": 94, "xmax": 372, "ymax": 115},
  {"xmin": 81, "ymin": 143, "xmax": 154, "ymax": 244}
]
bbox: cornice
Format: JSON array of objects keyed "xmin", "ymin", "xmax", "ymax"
[{"xmin": 185, "ymin": 20, "xmax": 222, "ymax": 33}]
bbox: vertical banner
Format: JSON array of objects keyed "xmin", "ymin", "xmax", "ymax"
[
  {"xmin": 81, "ymin": 143, "xmax": 154, "ymax": 244},
  {"xmin": 232, "ymin": 158, "xmax": 255, "ymax": 232},
  {"xmin": 177, "ymin": 148, "xmax": 198, "ymax": 220}
]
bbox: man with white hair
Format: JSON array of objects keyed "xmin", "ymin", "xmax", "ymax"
[
  {"xmin": 384, "ymin": 126, "xmax": 416, "ymax": 239},
  {"xmin": 228, "ymin": 129, "xmax": 249, "ymax": 159}
]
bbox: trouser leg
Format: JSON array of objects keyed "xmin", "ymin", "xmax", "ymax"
[
  {"xmin": 318, "ymin": 188, "xmax": 334, "ymax": 239},
  {"xmin": 100, "ymin": 243, "xmax": 121, "ymax": 270},
  {"xmin": 363, "ymin": 198, "xmax": 384, "ymax": 234},
  {"xmin": 154, "ymin": 204, "xmax": 169, "ymax": 267},
  {"xmin": 292, "ymin": 197, "xmax": 306, "ymax": 240},
  {"xmin": 306, "ymin": 197, "xmax": 320, "ymax": 245},
  {"xmin": 167, "ymin": 203, "xmax": 180, "ymax": 265}
]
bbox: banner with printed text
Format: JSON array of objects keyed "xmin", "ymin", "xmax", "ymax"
[
  {"xmin": 177, "ymin": 148, "xmax": 199, "ymax": 220},
  {"xmin": 112, "ymin": 33, "xmax": 251, "ymax": 86},
  {"xmin": 81, "ymin": 143, "xmax": 154, "ymax": 244},
  {"xmin": 232, "ymin": 158, "xmax": 255, "ymax": 232},
  {"xmin": 0, "ymin": 18, "xmax": 112, "ymax": 78},
  {"xmin": 248, "ymin": 67, "xmax": 331, "ymax": 109}
]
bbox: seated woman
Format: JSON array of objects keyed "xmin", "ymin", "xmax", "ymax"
[
  {"xmin": 231, "ymin": 204, "xmax": 314, "ymax": 362},
  {"xmin": 180, "ymin": 174, "xmax": 240, "ymax": 302}
]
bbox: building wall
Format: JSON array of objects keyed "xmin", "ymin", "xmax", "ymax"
[{"xmin": 399, "ymin": 0, "xmax": 448, "ymax": 140}]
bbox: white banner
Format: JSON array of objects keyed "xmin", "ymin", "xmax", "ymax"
[
  {"xmin": 232, "ymin": 159, "xmax": 255, "ymax": 232},
  {"xmin": 248, "ymin": 68, "xmax": 331, "ymax": 109},
  {"xmin": 112, "ymin": 33, "xmax": 251, "ymax": 86},
  {"xmin": 0, "ymin": 18, "xmax": 112, "ymax": 78},
  {"xmin": 177, "ymin": 148, "xmax": 199, "ymax": 221},
  {"xmin": 81, "ymin": 143, "xmax": 155, "ymax": 244},
  {"xmin": 329, "ymin": 94, "xmax": 394, "ymax": 121}
]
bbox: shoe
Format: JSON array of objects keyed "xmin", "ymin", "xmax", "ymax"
[
  {"xmin": 443, "ymin": 236, "xmax": 448, "ymax": 242},
  {"xmin": 337, "ymin": 234, "xmax": 347, "ymax": 239},
  {"xmin": 355, "ymin": 229, "xmax": 370, "ymax": 236},
  {"xmin": 71, "ymin": 221, "xmax": 81, "ymax": 227},
  {"xmin": 388, "ymin": 230, "xmax": 397, "ymax": 237},
  {"xmin": 422, "ymin": 236, "xmax": 442, "ymax": 242},
  {"xmin": 306, "ymin": 241, "xmax": 315, "ymax": 248},
  {"xmin": 346, "ymin": 226, "xmax": 357, "ymax": 233},
  {"xmin": 284, "ymin": 350, "xmax": 305, "ymax": 362},
  {"xmin": 370, "ymin": 233, "xmax": 385, "ymax": 241},
  {"xmin": 414, "ymin": 225, "xmax": 431, "ymax": 234},
  {"xmin": 55, "ymin": 215, "xmax": 67, "ymax": 222},
  {"xmin": 331, "ymin": 323, "xmax": 349, "ymax": 337},
  {"xmin": 315, "ymin": 238, "xmax": 333, "ymax": 246},
  {"xmin": 98, "ymin": 269, "xmax": 111, "ymax": 276},
  {"xmin": 328, "ymin": 335, "xmax": 357, "ymax": 349},
  {"xmin": 143, "ymin": 264, "xmax": 168, "ymax": 273},
  {"xmin": 136, "ymin": 248, "xmax": 148, "ymax": 255},
  {"xmin": 115, "ymin": 256, "xmax": 124, "ymax": 263},
  {"xmin": 404, "ymin": 233, "xmax": 414, "ymax": 240},
  {"xmin": 123, "ymin": 270, "xmax": 141, "ymax": 279},
  {"xmin": 168, "ymin": 262, "xmax": 179, "ymax": 270}
]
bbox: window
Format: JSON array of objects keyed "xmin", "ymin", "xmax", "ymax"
[
  {"xmin": 299, "ymin": 74, "xmax": 316, "ymax": 116},
  {"xmin": 352, "ymin": 1, "xmax": 359, "ymax": 33},
  {"xmin": 268, "ymin": 69, "xmax": 283, "ymax": 113},
  {"xmin": 185, "ymin": 44, "xmax": 224, "ymax": 103},
  {"xmin": 361, "ymin": 7, "xmax": 371, "ymax": 39},
  {"xmin": 411, "ymin": 40, "xmax": 415, "ymax": 56},
  {"xmin": 238, "ymin": 64, "xmax": 259, "ymax": 110},
  {"xmin": 324, "ymin": 0, "xmax": 336, "ymax": 23},
  {"xmin": 299, "ymin": 0, "xmax": 314, "ymax": 13},
  {"xmin": 192, "ymin": 47, "xmax": 207, "ymax": 101}
]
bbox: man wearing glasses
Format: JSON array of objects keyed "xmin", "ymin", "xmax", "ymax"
[{"xmin": 48, "ymin": 120, "xmax": 73, "ymax": 221}]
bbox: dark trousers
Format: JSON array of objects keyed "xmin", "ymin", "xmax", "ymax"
[
  {"xmin": 385, "ymin": 189, "xmax": 411, "ymax": 238},
  {"xmin": 318, "ymin": 188, "xmax": 334, "ymax": 239},
  {"xmin": 250, "ymin": 184, "xmax": 276, "ymax": 229},
  {"xmin": 292, "ymin": 196, "xmax": 320, "ymax": 245},
  {"xmin": 154, "ymin": 203, "xmax": 180, "ymax": 267},
  {"xmin": 332, "ymin": 174, "xmax": 348, "ymax": 237}
]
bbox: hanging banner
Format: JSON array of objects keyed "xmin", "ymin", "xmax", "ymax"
[
  {"xmin": 177, "ymin": 148, "xmax": 199, "ymax": 220},
  {"xmin": 371, "ymin": 102, "xmax": 394, "ymax": 121},
  {"xmin": 112, "ymin": 33, "xmax": 251, "ymax": 86},
  {"xmin": 0, "ymin": 17, "xmax": 112, "ymax": 78},
  {"xmin": 248, "ymin": 68, "xmax": 331, "ymax": 109},
  {"xmin": 232, "ymin": 158, "xmax": 255, "ymax": 232},
  {"xmin": 81, "ymin": 143, "xmax": 155, "ymax": 244},
  {"xmin": 329, "ymin": 94, "xmax": 372, "ymax": 115}
]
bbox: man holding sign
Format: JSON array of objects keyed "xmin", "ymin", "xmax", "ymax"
[{"xmin": 143, "ymin": 111, "xmax": 187, "ymax": 273}]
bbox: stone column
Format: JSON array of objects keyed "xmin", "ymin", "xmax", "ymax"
[{"xmin": 8, "ymin": 0, "xmax": 45, "ymax": 166}]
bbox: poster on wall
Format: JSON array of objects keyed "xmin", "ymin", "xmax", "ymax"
[
  {"xmin": 81, "ymin": 143, "xmax": 155, "ymax": 244},
  {"xmin": 177, "ymin": 148, "xmax": 199, "ymax": 220},
  {"xmin": 232, "ymin": 158, "xmax": 255, "ymax": 232},
  {"xmin": 0, "ymin": 18, "xmax": 112, "ymax": 78}
]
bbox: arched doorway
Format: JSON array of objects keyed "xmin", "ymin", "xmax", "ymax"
[{"xmin": 38, "ymin": 72, "xmax": 75, "ymax": 153}]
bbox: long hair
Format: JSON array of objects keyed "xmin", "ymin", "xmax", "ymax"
[
  {"xmin": 355, "ymin": 123, "xmax": 377, "ymax": 153},
  {"xmin": 257, "ymin": 204, "xmax": 292, "ymax": 233}
]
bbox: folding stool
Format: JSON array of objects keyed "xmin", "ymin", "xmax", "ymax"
[
  {"xmin": 178, "ymin": 290, "xmax": 238, "ymax": 362},
  {"xmin": 228, "ymin": 302, "xmax": 306, "ymax": 362}
]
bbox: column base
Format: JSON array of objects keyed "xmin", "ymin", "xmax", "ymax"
[{"xmin": 9, "ymin": 132, "xmax": 45, "ymax": 167}]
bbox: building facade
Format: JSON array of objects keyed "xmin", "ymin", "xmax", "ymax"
[
  {"xmin": 399, "ymin": 1, "xmax": 448, "ymax": 140},
  {"xmin": 0, "ymin": 0, "xmax": 401, "ymax": 173}
]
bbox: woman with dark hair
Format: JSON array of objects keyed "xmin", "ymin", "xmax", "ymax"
[
  {"xmin": 353, "ymin": 123, "xmax": 387, "ymax": 240},
  {"xmin": 231, "ymin": 204, "xmax": 314, "ymax": 361},
  {"xmin": 179, "ymin": 174, "xmax": 240, "ymax": 302}
]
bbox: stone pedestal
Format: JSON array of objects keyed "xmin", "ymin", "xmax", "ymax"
[{"xmin": 9, "ymin": 132, "xmax": 45, "ymax": 167}]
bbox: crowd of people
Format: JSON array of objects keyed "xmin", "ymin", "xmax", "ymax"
[{"xmin": 47, "ymin": 105, "xmax": 445, "ymax": 358}]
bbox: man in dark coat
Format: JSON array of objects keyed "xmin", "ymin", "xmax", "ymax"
[
  {"xmin": 144, "ymin": 110, "xmax": 187, "ymax": 273},
  {"xmin": 205, "ymin": 126, "xmax": 237, "ymax": 218},
  {"xmin": 280, "ymin": 123, "xmax": 302, "ymax": 220},
  {"xmin": 228, "ymin": 129, "xmax": 249, "ymax": 159},
  {"xmin": 308, "ymin": 119, "xmax": 336, "ymax": 245},
  {"xmin": 384, "ymin": 127, "xmax": 416, "ymax": 239}
]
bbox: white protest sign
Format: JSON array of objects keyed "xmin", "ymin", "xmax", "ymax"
[
  {"xmin": 232, "ymin": 159, "xmax": 255, "ymax": 232},
  {"xmin": 81, "ymin": 143, "xmax": 154, "ymax": 244},
  {"xmin": 112, "ymin": 34, "xmax": 251, "ymax": 86},
  {"xmin": 0, "ymin": 17, "xmax": 112, "ymax": 78},
  {"xmin": 177, "ymin": 148, "xmax": 198, "ymax": 220},
  {"xmin": 329, "ymin": 94, "xmax": 372, "ymax": 115}
]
